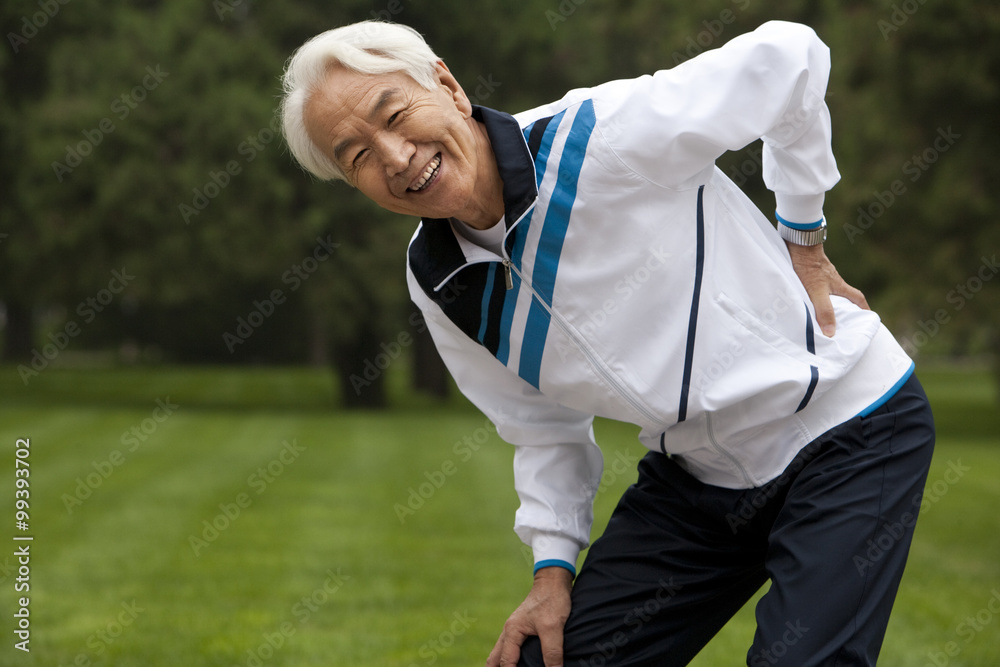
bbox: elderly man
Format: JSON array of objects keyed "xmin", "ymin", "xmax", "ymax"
[{"xmin": 280, "ymin": 19, "xmax": 934, "ymax": 666}]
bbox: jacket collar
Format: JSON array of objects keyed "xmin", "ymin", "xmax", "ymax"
[
  {"xmin": 470, "ymin": 104, "xmax": 537, "ymax": 228},
  {"xmin": 408, "ymin": 105, "xmax": 537, "ymax": 292}
]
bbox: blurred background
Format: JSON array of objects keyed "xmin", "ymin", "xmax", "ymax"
[
  {"xmin": 2, "ymin": 0, "xmax": 998, "ymax": 396},
  {"xmin": 0, "ymin": 1, "xmax": 998, "ymax": 666}
]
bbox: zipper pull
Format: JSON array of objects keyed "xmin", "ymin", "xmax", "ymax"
[{"xmin": 502, "ymin": 259, "xmax": 513, "ymax": 290}]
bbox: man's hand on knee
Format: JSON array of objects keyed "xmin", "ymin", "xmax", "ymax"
[{"xmin": 486, "ymin": 566, "xmax": 573, "ymax": 667}]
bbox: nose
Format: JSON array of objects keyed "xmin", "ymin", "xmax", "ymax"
[{"xmin": 375, "ymin": 132, "xmax": 414, "ymax": 177}]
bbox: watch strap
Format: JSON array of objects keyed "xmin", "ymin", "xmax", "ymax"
[{"xmin": 776, "ymin": 214, "xmax": 827, "ymax": 246}]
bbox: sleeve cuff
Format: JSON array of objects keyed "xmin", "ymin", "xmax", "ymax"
[
  {"xmin": 533, "ymin": 559, "xmax": 577, "ymax": 577},
  {"xmin": 774, "ymin": 193, "xmax": 825, "ymax": 227},
  {"xmin": 531, "ymin": 533, "xmax": 581, "ymax": 576}
]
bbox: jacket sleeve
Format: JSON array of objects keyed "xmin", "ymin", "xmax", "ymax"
[
  {"xmin": 406, "ymin": 266, "xmax": 604, "ymax": 574},
  {"xmin": 592, "ymin": 20, "xmax": 840, "ymax": 225}
]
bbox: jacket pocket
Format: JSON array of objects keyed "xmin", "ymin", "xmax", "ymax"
[{"xmin": 714, "ymin": 291, "xmax": 818, "ymax": 367}]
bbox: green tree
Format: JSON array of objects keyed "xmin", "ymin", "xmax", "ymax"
[
  {"xmin": 2, "ymin": 0, "xmax": 997, "ymax": 402},
  {"xmin": 2, "ymin": 0, "xmax": 420, "ymax": 406}
]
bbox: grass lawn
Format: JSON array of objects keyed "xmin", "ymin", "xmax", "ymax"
[{"xmin": 0, "ymin": 363, "xmax": 997, "ymax": 666}]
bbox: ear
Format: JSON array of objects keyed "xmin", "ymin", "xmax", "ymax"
[{"xmin": 433, "ymin": 60, "xmax": 473, "ymax": 119}]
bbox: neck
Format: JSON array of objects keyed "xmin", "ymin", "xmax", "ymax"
[{"xmin": 457, "ymin": 120, "xmax": 505, "ymax": 230}]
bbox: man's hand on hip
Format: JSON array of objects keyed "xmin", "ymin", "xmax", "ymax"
[
  {"xmin": 486, "ymin": 566, "xmax": 573, "ymax": 667},
  {"xmin": 785, "ymin": 241, "xmax": 870, "ymax": 337}
]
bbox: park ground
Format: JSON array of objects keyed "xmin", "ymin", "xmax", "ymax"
[{"xmin": 0, "ymin": 362, "xmax": 997, "ymax": 666}]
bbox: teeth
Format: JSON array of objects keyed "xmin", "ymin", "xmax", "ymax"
[{"xmin": 410, "ymin": 154, "xmax": 441, "ymax": 192}]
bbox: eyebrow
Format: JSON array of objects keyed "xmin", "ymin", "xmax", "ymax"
[
  {"xmin": 369, "ymin": 87, "xmax": 401, "ymax": 121},
  {"xmin": 332, "ymin": 87, "xmax": 402, "ymax": 166}
]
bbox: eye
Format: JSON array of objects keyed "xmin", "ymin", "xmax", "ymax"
[
  {"xmin": 352, "ymin": 148, "xmax": 369, "ymax": 167},
  {"xmin": 388, "ymin": 109, "xmax": 403, "ymax": 126}
]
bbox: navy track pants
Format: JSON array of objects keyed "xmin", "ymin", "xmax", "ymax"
[{"xmin": 518, "ymin": 373, "xmax": 935, "ymax": 666}]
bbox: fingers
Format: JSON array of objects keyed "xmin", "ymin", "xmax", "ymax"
[
  {"xmin": 486, "ymin": 626, "xmax": 524, "ymax": 667},
  {"xmin": 785, "ymin": 240, "xmax": 869, "ymax": 338},
  {"xmin": 817, "ymin": 274, "xmax": 870, "ymax": 338},
  {"xmin": 486, "ymin": 608, "xmax": 568, "ymax": 667},
  {"xmin": 488, "ymin": 567, "xmax": 572, "ymax": 666},
  {"xmin": 810, "ymin": 289, "xmax": 837, "ymax": 338},
  {"xmin": 488, "ymin": 627, "xmax": 563, "ymax": 667},
  {"xmin": 539, "ymin": 624, "xmax": 565, "ymax": 667},
  {"xmin": 838, "ymin": 282, "xmax": 870, "ymax": 312},
  {"xmin": 485, "ymin": 634, "xmax": 503, "ymax": 666}
]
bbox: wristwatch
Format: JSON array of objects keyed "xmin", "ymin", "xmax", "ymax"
[{"xmin": 776, "ymin": 216, "xmax": 827, "ymax": 246}]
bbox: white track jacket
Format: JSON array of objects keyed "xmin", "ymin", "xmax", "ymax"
[{"xmin": 406, "ymin": 21, "xmax": 914, "ymax": 572}]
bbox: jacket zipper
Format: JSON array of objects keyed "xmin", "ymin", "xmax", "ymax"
[{"xmin": 502, "ymin": 257, "xmax": 661, "ymax": 427}]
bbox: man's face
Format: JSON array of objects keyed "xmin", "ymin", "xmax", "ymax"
[{"xmin": 304, "ymin": 62, "xmax": 486, "ymax": 220}]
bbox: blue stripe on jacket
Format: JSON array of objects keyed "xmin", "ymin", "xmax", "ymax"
[
  {"xmin": 517, "ymin": 101, "xmax": 597, "ymax": 388},
  {"xmin": 494, "ymin": 111, "xmax": 566, "ymax": 366}
]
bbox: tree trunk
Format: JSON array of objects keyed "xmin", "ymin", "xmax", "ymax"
[
  {"xmin": 332, "ymin": 325, "xmax": 388, "ymax": 409},
  {"xmin": 2, "ymin": 300, "xmax": 34, "ymax": 362},
  {"xmin": 308, "ymin": 315, "xmax": 328, "ymax": 367},
  {"xmin": 411, "ymin": 322, "xmax": 450, "ymax": 398},
  {"xmin": 991, "ymin": 328, "xmax": 1000, "ymax": 407}
]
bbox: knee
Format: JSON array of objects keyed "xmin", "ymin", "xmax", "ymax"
[{"xmin": 517, "ymin": 636, "xmax": 544, "ymax": 667}]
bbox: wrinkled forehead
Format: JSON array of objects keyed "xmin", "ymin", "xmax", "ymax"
[
  {"xmin": 307, "ymin": 66, "xmax": 402, "ymax": 124},
  {"xmin": 303, "ymin": 66, "xmax": 411, "ymax": 154}
]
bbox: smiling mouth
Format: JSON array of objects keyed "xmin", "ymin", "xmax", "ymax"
[{"xmin": 408, "ymin": 153, "xmax": 441, "ymax": 193}]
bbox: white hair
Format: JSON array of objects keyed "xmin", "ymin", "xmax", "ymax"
[{"xmin": 279, "ymin": 21, "xmax": 441, "ymax": 183}]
